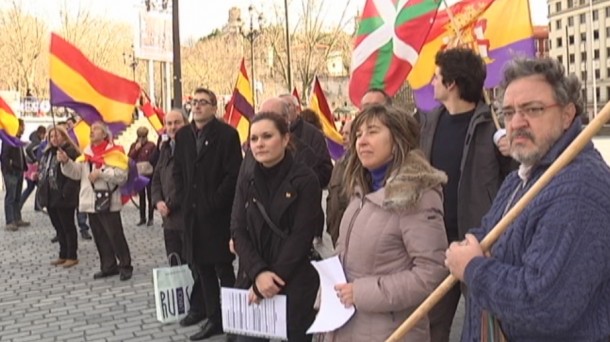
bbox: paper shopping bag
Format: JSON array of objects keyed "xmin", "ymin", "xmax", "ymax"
[{"xmin": 153, "ymin": 264, "xmax": 194, "ymax": 324}]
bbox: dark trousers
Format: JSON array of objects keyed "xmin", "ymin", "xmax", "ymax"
[
  {"xmin": 20, "ymin": 179, "xmax": 40, "ymax": 210},
  {"xmin": 48, "ymin": 207, "xmax": 78, "ymax": 260},
  {"xmin": 88, "ymin": 212, "xmax": 132, "ymax": 273},
  {"xmin": 138, "ymin": 184, "xmax": 153, "ymax": 222},
  {"xmin": 76, "ymin": 210, "xmax": 90, "ymax": 232},
  {"xmin": 196, "ymin": 262, "xmax": 235, "ymax": 325},
  {"xmin": 3, "ymin": 171, "xmax": 23, "ymax": 224},
  {"xmin": 164, "ymin": 229, "xmax": 206, "ymax": 316},
  {"xmin": 429, "ymin": 282, "xmax": 462, "ymax": 342}
]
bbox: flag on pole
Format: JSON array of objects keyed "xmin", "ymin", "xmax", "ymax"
[
  {"xmin": 0, "ymin": 96, "xmax": 24, "ymax": 147},
  {"xmin": 140, "ymin": 92, "xmax": 165, "ymax": 133},
  {"xmin": 49, "ymin": 33, "xmax": 140, "ymax": 137},
  {"xmin": 407, "ymin": 0, "xmax": 536, "ymax": 111},
  {"xmin": 292, "ymin": 87, "xmax": 302, "ymax": 112},
  {"xmin": 67, "ymin": 120, "xmax": 91, "ymax": 150},
  {"xmin": 309, "ymin": 77, "xmax": 345, "ymax": 160},
  {"xmin": 349, "ymin": 0, "xmax": 443, "ymax": 107},
  {"xmin": 223, "ymin": 59, "xmax": 255, "ymax": 143}
]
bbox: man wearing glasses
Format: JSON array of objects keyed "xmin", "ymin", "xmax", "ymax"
[
  {"xmin": 418, "ymin": 48, "xmax": 514, "ymax": 342},
  {"xmin": 173, "ymin": 88, "xmax": 242, "ymax": 341},
  {"xmin": 445, "ymin": 56, "xmax": 610, "ymax": 341}
]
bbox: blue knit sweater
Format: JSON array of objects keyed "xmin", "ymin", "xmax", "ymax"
[{"xmin": 462, "ymin": 119, "xmax": 610, "ymax": 342}]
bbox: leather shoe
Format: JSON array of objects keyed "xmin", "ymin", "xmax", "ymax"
[
  {"xmin": 50, "ymin": 258, "xmax": 66, "ymax": 266},
  {"xmin": 93, "ymin": 269, "xmax": 119, "ymax": 279},
  {"xmin": 146, "ymin": 219, "xmax": 153, "ymax": 227},
  {"xmin": 62, "ymin": 259, "xmax": 79, "ymax": 268},
  {"xmin": 136, "ymin": 220, "xmax": 146, "ymax": 226},
  {"xmin": 81, "ymin": 231, "xmax": 92, "ymax": 240},
  {"xmin": 179, "ymin": 312, "xmax": 205, "ymax": 327},
  {"xmin": 51, "ymin": 235, "xmax": 58, "ymax": 243},
  {"xmin": 119, "ymin": 269, "xmax": 133, "ymax": 281},
  {"xmin": 189, "ymin": 320, "xmax": 223, "ymax": 341}
]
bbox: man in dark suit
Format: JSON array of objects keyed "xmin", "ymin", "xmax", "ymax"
[{"xmin": 173, "ymin": 88, "xmax": 242, "ymax": 341}]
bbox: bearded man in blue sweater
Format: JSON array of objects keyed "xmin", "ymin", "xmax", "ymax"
[{"xmin": 445, "ymin": 56, "xmax": 610, "ymax": 341}]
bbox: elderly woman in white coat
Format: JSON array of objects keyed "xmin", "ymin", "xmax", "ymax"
[{"xmin": 59, "ymin": 121, "xmax": 132, "ymax": 281}]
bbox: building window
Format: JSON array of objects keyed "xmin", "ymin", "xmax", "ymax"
[
  {"xmin": 606, "ymin": 7, "xmax": 610, "ymax": 17},
  {"xmin": 567, "ymin": 0, "xmax": 573, "ymax": 7},
  {"xmin": 596, "ymin": 87, "xmax": 600, "ymax": 101},
  {"xmin": 580, "ymin": 13, "xmax": 586, "ymax": 24},
  {"xmin": 581, "ymin": 71, "xmax": 586, "ymax": 80},
  {"xmin": 581, "ymin": 51, "xmax": 587, "ymax": 60},
  {"xmin": 568, "ymin": 17, "xmax": 574, "ymax": 26},
  {"xmin": 593, "ymin": 9, "xmax": 599, "ymax": 21},
  {"xmin": 569, "ymin": 53, "xmax": 575, "ymax": 63},
  {"xmin": 607, "ymin": 67, "xmax": 610, "ymax": 78},
  {"xmin": 556, "ymin": 19, "xmax": 562, "ymax": 30},
  {"xmin": 581, "ymin": 32, "xmax": 587, "ymax": 41},
  {"xmin": 607, "ymin": 47, "xmax": 610, "ymax": 57},
  {"xmin": 606, "ymin": 27, "xmax": 610, "ymax": 37},
  {"xmin": 580, "ymin": 0, "xmax": 585, "ymax": 5},
  {"xmin": 557, "ymin": 37, "xmax": 563, "ymax": 47},
  {"xmin": 558, "ymin": 55, "xmax": 564, "ymax": 64},
  {"xmin": 607, "ymin": 87, "xmax": 610, "ymax": 101},
  {"xmin": 569, "ymin": 35, "xmax": 575, "ymax": 45},
  {"xmin": 595, "ymin": 69, "xmax": 600, "ymax": 78},
  {"xmin": 594, "ymin": 29, "xmax": 599, "ymax": 40},
  {"xmin": 555, "ymin": 2, "xmax": 562, "ymax": 12},
  {"xmin": 594, "ymin": 49, "xmax": 600, "ymax": 59}
]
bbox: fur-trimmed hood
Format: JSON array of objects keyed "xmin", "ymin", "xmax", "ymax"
[{"xmin": 360, "ymin": 150, "xmax": 447, "ymax": 211}]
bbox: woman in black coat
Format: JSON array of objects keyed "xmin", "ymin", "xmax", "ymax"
[
  {"xmin": 37, "ymin": 127, "xmax": 81, "ymax": 268},
  {"xmin": 232, "ymin": 112, "xmax": 323, "ymax": 342}
]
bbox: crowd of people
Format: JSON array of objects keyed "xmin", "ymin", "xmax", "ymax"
[{"xmin": 2, "ymin": 52, "xmax": 610, "ymax": 342}]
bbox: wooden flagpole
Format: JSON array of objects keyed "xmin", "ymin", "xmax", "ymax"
[{"xmin": 386, "ymin": 100, "xmax": 610, "ymax": 342}]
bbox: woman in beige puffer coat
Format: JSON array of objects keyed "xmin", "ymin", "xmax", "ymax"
[{"xmin": 326, "ymin": 104, "xmax": 449, "ymax": 342}]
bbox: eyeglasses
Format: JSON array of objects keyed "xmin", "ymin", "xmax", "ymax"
[
  {"xmin": 500, "ymin": 103, "xmax": 560, "ymax": 121},
  {"xmin": 191, "ymin": 99, "xmax": 213, "ymax": 107}
]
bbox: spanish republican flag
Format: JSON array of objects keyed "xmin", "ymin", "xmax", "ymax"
[
  {"xmin": 67, "ymin": 120, "xmax": 91, "ymax": 151},
  {"xmin": 140, "ymin": 92, "xmax": 165, "ymax": 134},
  {"xmin": 0, "ymin": 95, "xmax": 23, "ymax": 147},
  {"xmin": 407, "ymin": 0, "xmax": 535, "ymax": 110},
  {"xmin": 308, "ymin": 77, "xmax": 345, "ymax": 160},
  {"xmin": 223, "ymin": 58, "xmax": 254, "ymax": 143},
  {"xmin": 49, "ymin": 33, "xmax": 140, "ymax": 137}
]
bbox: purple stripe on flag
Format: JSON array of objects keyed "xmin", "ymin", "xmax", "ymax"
[
  {"xmin": 484, "ymin": 38, "xmax": 536, "ymax": 87},
  {"xmin": 414, "ymin": 38, "xmax": 536, "ymax": 112},
  {"xmin": 120, "ymin": 158, "xmax": 149, "ymax": 197},
  {"xmin": 50, "ymin": 81, "xmax": 127, "ymax": 136},
  {"xmin": 327, "ymin": 138, "xmax": 345, "ymax": 161},
  {"xmin": 233, "ymin": 92, "xmax": 254, "ymax": 119},
  {"xmin": 0, "ymin": 129, "xmax": 25, "ymax": 147}
]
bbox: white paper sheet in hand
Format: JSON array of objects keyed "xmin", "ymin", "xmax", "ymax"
[
  {"xmin": 307, "ymin": 256, "xmax": 355, "ymax": 334},
  {"xmin": 221, "ymin": 287, "xmax": 287, "ymax": 340}
]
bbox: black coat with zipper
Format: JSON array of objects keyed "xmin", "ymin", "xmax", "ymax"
[
  {"xmin": 231, "ymin": 152, "xmax": 322, "ymax": 339},
  {"xmin": 36, "ymin": 143, "xmax": 80, "ymax": 209},
  {"xmin": 173, "ymin": 119, "xmax": 243, "ymax": 265},
  {"xmin": 419, "ymin": 101, "xmax": 516, "ymax": 239}
]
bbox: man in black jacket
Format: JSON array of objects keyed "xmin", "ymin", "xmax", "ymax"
[
  {"xmin": 173, "ymin": 88, "xmax": 242, "ymax": 341},
  {"xmin": 279, "ymin": 94, "xmax": 333, "ymax": 188},
  {"xmin": 419, "ymin": 48, "xmax": 515, "ymax": 342},
  {"xmin": 1, "ymin": 119, "xmax": 29, "ymax": 231}
]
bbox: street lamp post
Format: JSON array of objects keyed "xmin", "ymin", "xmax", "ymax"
[
  {"xmin": 122, "ymin": 45, "xmax": 139, "ymax": 81},
  {"xmin": 240, "ymin": 5, "xmax": 264, "ymax": 110}
]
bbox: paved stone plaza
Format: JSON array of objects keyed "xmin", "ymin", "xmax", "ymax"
[{"xmin": 0, "ymin": 191, "xmax": 467, "ymax": 342}]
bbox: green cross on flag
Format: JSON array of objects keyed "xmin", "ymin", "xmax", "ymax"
[{"xmin": 349, "ymin": 0, "xmax": 442, "ymax": 107}]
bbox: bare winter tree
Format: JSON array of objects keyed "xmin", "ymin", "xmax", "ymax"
[
  {"xmin": 57, "ymin": 0, "xmax": 135, "ymax": 81},
  {"xmin": 0, "ymin": 0, "xmax": 47, "ymax": 95},
  {"xmin": 266, "ymin": 0, "xmax": 353, "ymax": 100}
]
